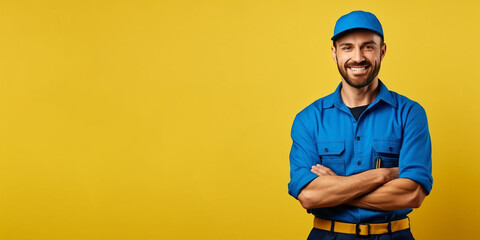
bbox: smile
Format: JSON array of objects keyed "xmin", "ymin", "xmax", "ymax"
[
  {"xmin": 349, "ymin": 66, "xmax": 368, "ymax": 71},
  {"xmin": 347, "ymin": 65, "xmax": 370, "ymax": 75}
]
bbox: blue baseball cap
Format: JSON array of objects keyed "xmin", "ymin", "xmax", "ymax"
[{"xmin": 332, "ymin": 11, "xmax": 383, "ymax": 41}]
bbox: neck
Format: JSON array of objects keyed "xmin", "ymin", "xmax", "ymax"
[{"xmin": 340, "ymin": 78, "xmax": 380, "ymax": 108}]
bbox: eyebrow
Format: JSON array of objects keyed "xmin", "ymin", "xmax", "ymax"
[
  {"xmin": 362, "ymin": 40, "xmax": 377, "ymax": 46},
  {"xmin": 338, "ymin": 42, "xmax": 352, "ymax": 47}
]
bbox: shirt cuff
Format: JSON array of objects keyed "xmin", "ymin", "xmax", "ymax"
[
  {"xmin": 399, "ymin": 171, "xmax": 433, "ymax": 195},
  {"xmin": 288, "ymin": 171, "xmax": 319, "ymax": 199}
]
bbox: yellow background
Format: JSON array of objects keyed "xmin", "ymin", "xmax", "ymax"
[{"xmin": 0, "ymin": 0, "xmax": 478, "ymax": 239}]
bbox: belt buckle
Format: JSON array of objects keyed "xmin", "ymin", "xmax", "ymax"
[{"xmin": 356, "ymin": 223, "xmax": 370, "ymax": 236}]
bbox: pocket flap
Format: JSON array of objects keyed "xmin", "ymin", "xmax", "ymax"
[
  {"xmin": 317, "ymin": 141, "xmax": 345, "ymax": 155},
  {"xmin": 373, "ymin": 139, "xmax": 401, "ymax": 154}
]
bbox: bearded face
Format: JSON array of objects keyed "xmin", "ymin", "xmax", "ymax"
[{"xmin": 332, "ymin": 30, "xmax": 385, "ymax": 89}]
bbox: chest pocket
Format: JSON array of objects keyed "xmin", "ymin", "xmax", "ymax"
[
  {"xmin": 373, "ymin": 139, "xmax": 401, "ymax": 168},
  {"xmin": 317, "ymin": 141, "xmax": 345, "ymax": 176}
]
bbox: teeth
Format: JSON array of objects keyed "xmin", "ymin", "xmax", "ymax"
[{"xmin": 350, "ymin": 67, "xmax": 366, "ymax": 71}]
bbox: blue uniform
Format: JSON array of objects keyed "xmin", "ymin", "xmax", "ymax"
[{"xmin": 288, "ymin": 81, "xmax": 433, "ymax": 223}]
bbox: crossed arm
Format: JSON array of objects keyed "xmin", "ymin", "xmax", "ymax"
[{"xmin": 298, "ymin": 164, "xmax": 427, "ymax": 211}]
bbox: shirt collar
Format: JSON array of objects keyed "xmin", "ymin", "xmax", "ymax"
[{"xmin": 322, "ymin": 80, "xmax": 397, "ymax": 109}]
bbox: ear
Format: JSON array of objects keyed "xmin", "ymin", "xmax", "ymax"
[
  {"xmin": 380, "ymin": 43, "xmax": 386, "ymax": 61},
  {"xmin": 331, "ymin": 45, "xmax": 337, "ymax": 63}
]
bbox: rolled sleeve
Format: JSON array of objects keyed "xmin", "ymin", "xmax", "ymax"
[
  {"xmin": 398, "ymin": 104, "xmax": 433, "ymax": 195},
  {"xmin": 288, "ymin": 115, "xmax": 319, "ymax": 199}
]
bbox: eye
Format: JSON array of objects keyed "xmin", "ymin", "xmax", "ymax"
[
  {"xmin": 342, "ymin": 46, "xmax": 352, "ymax": 51},
  {"xmin": 364, "ymin": 45, "xmax": 373, "ymax": 50}
]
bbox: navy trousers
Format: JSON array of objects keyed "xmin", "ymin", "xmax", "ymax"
[{"xmin": 307, "ymin": 228, "xmax": 415, "ymax": 240}]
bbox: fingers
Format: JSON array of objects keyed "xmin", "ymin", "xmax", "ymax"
[
  {"xmin": 322, "ymin": 165, "xmax": 337, "ymax": 175},
  {"xmin": 311, "ymin": 164, "xmax": 337, "ymax": 176},
  {"xmin": 311, "ymin": 164, "xmax": 333, "ymax": 176},
  {"xmin": 311, "ymin": 165, "xmax": 327, "ymax": 175}
]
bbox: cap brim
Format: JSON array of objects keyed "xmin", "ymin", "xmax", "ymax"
[{"xmin": 331, "ymin": 27, "xmax": 383, "ymax": 41}]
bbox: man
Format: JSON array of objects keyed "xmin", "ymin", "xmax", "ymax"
[{"xmin": 288, "ymin": 11, "xmax": 432, "ymax": 240}]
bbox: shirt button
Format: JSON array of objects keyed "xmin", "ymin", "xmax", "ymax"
[
  {"xmin": 357, "ymin": 161, "xmax": 361, "ymax": 166},
  {"xmin": 356, "ymin": 136, "xmax": 360, "ymax": 141},
  {"xmin": 389, "ymin": 147, "xmax": 393, "ymax": 152},
  {"xmin": 324, "ymin": 148, "xmax": 329, "ymax": 152}
]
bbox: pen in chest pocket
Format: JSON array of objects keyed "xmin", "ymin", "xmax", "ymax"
[{"xmin": 376, "ymin": 157, "xmax": 382, "ymax": 168}]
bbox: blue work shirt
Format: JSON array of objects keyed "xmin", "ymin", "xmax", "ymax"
[{"xmin": 288, "ymin": 80, "xmax": 433, "ymax": 223}]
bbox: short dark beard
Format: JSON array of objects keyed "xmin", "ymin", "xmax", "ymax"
[{"xmin": 337, "ymin": 59, "xmax": 381, "ymax": 89}]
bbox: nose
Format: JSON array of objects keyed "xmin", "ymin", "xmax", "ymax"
[{"xmin": 352, "ymin": 48, "xmax": 365, "ymax": 63}]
